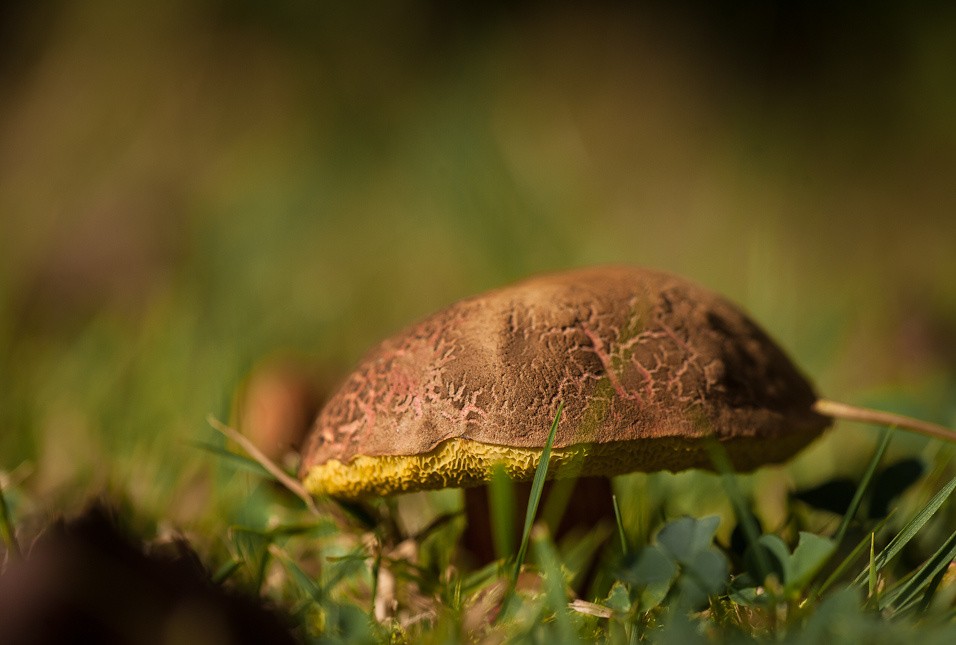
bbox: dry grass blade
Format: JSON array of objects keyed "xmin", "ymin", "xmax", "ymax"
[
  {"xmin": 207, "ymin": 415, "xmax": 318, "ymax": 515},
  {"xmin": 569, "ymin": 599, "xmax": 614, "ymax": 618},
  {"xmin": 814, "ymin": 399, "xmax": 956, "ymax": 443}
]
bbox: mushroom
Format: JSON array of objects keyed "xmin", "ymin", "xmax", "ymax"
[
  {"xmin": 297, "ymin": 266, "xmax": 953, "ymax": 559},
  {"xmin": 301, "ymin": 266, "xmax": 829, "ymax": 495}
]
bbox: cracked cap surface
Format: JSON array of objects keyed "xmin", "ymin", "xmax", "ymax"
[{"xmin": 300, "ymin": 266, "xmax": 830, "ymax": 497}]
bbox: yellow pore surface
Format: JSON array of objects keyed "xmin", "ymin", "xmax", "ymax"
[{"xmin": 301, "ymin": 436, "xmax": 706, "ymax": 498}]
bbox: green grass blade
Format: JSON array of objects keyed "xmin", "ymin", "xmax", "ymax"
[
  {"xmin": 612, "ymin": 494, "xmax": 628, "ymax": 555},
  {"xmin": 230, "ymin": 530, "xmax": 272, "ymax": 594},
  {"xmin": 513, "ymin": 401, "xmax": 563, "ymax": 582},
  {"xmin": 489, "ymin": 464, "xmax": 517, "ymax": 560},
  {"xmin": 868, "ymin": 532, "xmax": 877, "ymax": 602},
  {"xmin": 497, "ymin": 403, "xmax": 564, "ymax": 623},
  {"xmin": 532, "ymin": 527, "xmax": 576, "ymax": 642},
  {"xmin": 835, "ymin": 428, "xmax": 890, "ymax": 544},
  {"xmin": 207, "ymin": 415, "xmax": 318, "ymax": 514},
  {"xmin": 460, "ymin": 560, "xmax": 501, "ymax": 595},
  {"xmin": 269, "ymin": 544, "xmax": 325, "ymax": 602},
  {"xmin": 914, "ymin": 562, "xmax": 949, "ymax": 615},
  {"xmin": 563, "ymin": 522, "xmax": 613, "ymax": 594},
  {"xmin": 854, "ymin": 472, "xmax": 956, "ymax": 586},
  {"xmin": 879, "ymin": 528, "xmax": 956, "ymax": 612},
  {"xmin": 943, "ymin": 607, "xmax": 956, "ymax": 625},
  {"xmin": 369, "ymin": 551, "xmax": 382, "ymax": 618},
  {"xmin": 540, "ymin": 476, "xmax": 580, "ymax": 536},
  {"xmin": 707, "ymin": 440, "xmax": 771, "ymax": 584},
  {"xmin": 0, "ymin": 481, "xmax": 21, "ymax": 561},
  {"xmin": 189, "ymin": 439, "xmax": 273, "ymax": 478},
  {"xmin": 411, "ymin": 509, "xmax": 463, "ymax": 543},
  {"xmin": 211, "ymin": 558, "xmax": 244, "ymax": 585},
  {"xmin": 229, "ymin": 521, "xmax": 332, "ymax": 540},
  {"xmin": 816, "ymin": 515, "xmax": 893, "ymax": 596},
  {"xmin": 321, "ymin": 548, "xmax": 375, "ymax": 596}
]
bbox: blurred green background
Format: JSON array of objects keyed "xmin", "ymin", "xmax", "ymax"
[{"xmin": 2, "ymin": 1, "xmax": 955, "ymax": 535}]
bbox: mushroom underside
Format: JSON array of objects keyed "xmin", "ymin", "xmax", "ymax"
[{"xmin": 301, "ymin": 427, "xmax": 825, "ymax": 499}]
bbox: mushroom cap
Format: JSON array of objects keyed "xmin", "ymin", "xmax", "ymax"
[{"xmin": 300, "ymin": 266, "xmax": 830, "ymax": 498}]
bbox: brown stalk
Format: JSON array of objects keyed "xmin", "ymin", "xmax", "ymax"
[{"xmin": 813, "ymin": 399, "xmax": 956, "ymax": 443}]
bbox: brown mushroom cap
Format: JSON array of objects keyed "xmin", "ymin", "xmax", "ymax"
[{"xmin": 300, "ymin": 266, "xmax": 830, "ymax": 498}]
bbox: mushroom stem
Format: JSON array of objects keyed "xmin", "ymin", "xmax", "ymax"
[
  {"xmin": 462, "ymin": 477, "xmax": 616, "ymax": 567},
  {"xmin": 813, "ymin": 398, "xmax": 956, "ymax": 443}
]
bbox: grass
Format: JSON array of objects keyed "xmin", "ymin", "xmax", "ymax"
[
  {"xmin": 2, "ymin": 214, "xmax": 955, "ymax": 642},
  {"xmin": 512, "ymin": 402, "xmax": 563, "ymax": 585},
  {"xmin": 1, "ymin": 287, "xmax": 955, "ymax": 642},
  {"xmin": 8, "ymin": 404, "xmax": 956, "ymax": 642}
]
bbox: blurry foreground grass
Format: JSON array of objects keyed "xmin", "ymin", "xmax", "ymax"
[{"xmin": 8, "ymin": 408, "xmax": 956, "ymax": 643}]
